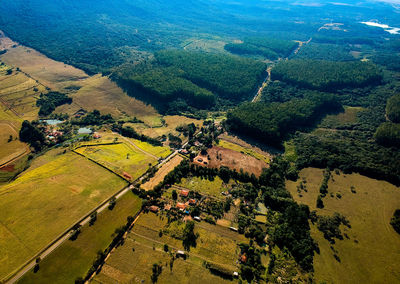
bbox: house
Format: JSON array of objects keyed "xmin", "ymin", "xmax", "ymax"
[
  {"xmin": 180, "ymin": 189, "xmax": 189, "ymax": 197},
  {"xmin": 149, "ymin": 205, "xmax": 159, "ymax": 213},
  {"xmin": 188, "ymin": 199, "xmax": 196, "ymax": 205},
  {"xmin": 176, "ymin": 250, "xmax": 186, "ymax": 259},
  {"xmin": 240, "ymin": 254, "xmax": 247, "ymax": 263},
  {"xmin": 93, "ymin": 132, "xmax": 102, "ymax": 139},
  {"xmin": 180, "ymin": 149, "xmax": 189, "ymax": 155},
  {"xmin": 233, "ymin": 272, "xmax": 239, "ymax": 278},
  {"xmin": 176, "ymin": 202, "xmax": 187, "ymax": 210},
  {"xmin": 164, "ymin": 204, "xmax": 172, "ymax": 211}
]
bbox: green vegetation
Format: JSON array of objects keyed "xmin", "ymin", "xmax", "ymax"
[
  {"xmin": 386, "ymin": 93, "xmax": 400, "ymax": 123},
  {"xmin": 19, "ymin": 120, "xmax": 45, "ymax": 151},
  {"xmin": 19, "ymin": 192, "xmax": 141, "ymax": 284},
  {"xmin": 36, "ymin": 92, "xmax": 72, "ymax": 116},
  {"xmin": 294, "ymin": 43, "xmax": 354, "ymax": 61},
  {"xmin": 154, "ymin": 50, "xmax": 265, "ymax": 101},
  {"xmin": 374, "ymin": 122, "xmax": 400, "ymax": 147},
  {"xmin": 372, "ymin": 53, "xmax": 400, "ymax": 72},
  {"xmin": 390, "ymin": 209, "xmax": 400, "ymax": 234},
  {"xmin": 271, "ymin": 60, "xmax": 382, "ymax": 91},
  {"xmin": 227, "ymin": 93, "xmax": 342, "ymax": 146},
  {"xmin": 225, "ymin": 37, "xmax": 298, "ymax": 59}
]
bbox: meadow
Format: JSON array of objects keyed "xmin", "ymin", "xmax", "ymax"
[
  {"xmin": 286, "ymin": 168, "xmax": 400, "ymax": 284},
  {"xmin": 93, "ymin": 213, "xmax": 245, "ymax": 283},
  {"xmin": 141, "ymin": 155, "xmax": 183, "ymax": 191},
  {"xmin": 19, "ymin": 192, "xmax": 142, "ymax": 284},
  {"xmin": 176, "ymin": 176, "xmax": 226, "ymax": 198},
  {"xmin": 75, "ymin": 143, "xmax": 157, "ymax": 181},
  {"xmin": 217, "ymin": 138, "xmax": 270, "ymax": 164},
  {"xmin": 0, "ymin": 149, "xmax": 127, "ymax": 281}
]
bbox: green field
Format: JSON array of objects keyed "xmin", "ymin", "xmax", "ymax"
[
  {"xmin": 176, "ymin": 176, "xmax": 226, "ymax": 198},
  {"xmin": 286, "ymin": 168, "xmax": 400, "ymax": 284},
  {"xmin": 19, "ymin": 192, "xmax": 142, "ymax": 284},
  {"xmin": 0, "ymin": 150, "xmax": 127, "ymax": 281},
  {"xmin": 75, "ymin": 142, "xmax": 158, "ymax": 181},
  {"xmin": 218, "ymin": 139, "xmax": 270, "ymax": 164},
  {"xmin": 93, "ymin": 213, "xmax": 245, "ymax": 283}
]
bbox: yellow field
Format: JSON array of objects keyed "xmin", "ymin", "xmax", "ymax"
[
  {"xmin": 93, "ymin": 213, "xmax": 244, "ymax": 283},
  {"xmin": 0, "ymin": 150, "xmax": 127, "ymax": 281},
  {"xmin": 75, "ymin": 142, "xmax": 158, "ymax": 181},
  {"xmin": 141, "ymin": 155, "xmax": 183, "ymax": 191},
  {"xmin": 286, "ymin": 168, "xmax": 400, "ymax": 284},
  {"xmin": 0, "ymin": 35, "xmax": 160, "ymax": 124},
  {"xmin": 218, "ymin": 139, "xmax": 270, "ymax": 164},
  {"xmin": 0, "ymin": 122, "xmax": 27, "ymax": 165},
  {"xmin": 19, "ymin": 192, "xmax": 142, "ymax": 284},
  {"xmin": 132, "ymin": 115, "xmax": 202, "ymax": 138}
]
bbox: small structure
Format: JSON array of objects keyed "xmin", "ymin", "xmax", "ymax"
[
  {"xmin": 229, "ymin": 227, "xmax": 238, "ymax": 232},
  {"xmin": 93, "ymin": 132, "xmax": 102, "ymax": 139},
  {"xmin": 233, "ymin": 272, "xmax": 239, "ymax": 278},
  {"xmin": 123, "ymin": 172, "xmax": 132, "ymax": 180},
  {"xmin": 240, "ymin": 254, "xmax": 247, "ymax": 263},
  {"xmin": 194, "ymin": 216, "xmax": 201, "ymax": 222},
  {"xmin": 164, "ymin": 204, "xmax": 172, "ymax": 211},
  {"xmin": 149, "ymin": 205, "xmax": 159, "ymax": 213},
  {"xmin": 176, "ymin": 202, "xmax": 187, "ymax": 210},
  {"xmin": 176, "ymin": 250, "xmax": 186, "ymax": 259},
  {"xmin": 180, "ymin": 189, "xmax": 189, "ymax": 197},
  {"xmin": 188, "ymin": 199, "xmax": 196, "ymax": 205}
]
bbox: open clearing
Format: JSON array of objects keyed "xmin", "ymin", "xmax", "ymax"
[
  {"xmin": 286, "ymin": 168, "xmax": 400, "ymax": 284},
  {"xmin": 0, "ymin": 122, "xmax": 28, "ymax": 166},
  {"xmin": 195, "ymin": 146, "xmax": 268, "ymax": 176},
  {"xmin": 93, "ymin": 213, "xmax": 244, "ymax": 283},
  {"xmin": 19, "ymin": 192, "xmax": 142, "ymax": 284},
  {"xmin": 217, "ymin": 137, "xmax": 270, "ymax": 164},
  {"xmin": 0, "ymin": 34, "xmax": 160, "ymax": 124},
  {"xmin": 176, "ymin": 176, "xmax": 229, "ymax": 198},
  {"xmin": 141, "ymin": 155, "xmax": 183, "ymax": 191},
  {"xmin": 0, "ymin": 149, "xmax": 127, "ymax": 281},
  {"xmin": 75, "ymin": 142, "xmax": 158, "ymax": 182},
  {"xmin": 131, "ymin": 115, "xmax": 202, "ymax": 139}
]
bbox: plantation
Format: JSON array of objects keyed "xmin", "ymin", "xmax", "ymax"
[
  {"xmin": 286, "ymin": 168, "xmax": 400, "ymax": 284},
  {"xmin": 0, "ymin": 150, "xmax": 127, "ymax": 281},
  {"xmin": 271, "ymin": 60, "xmax": 382, "ymax": 91}
]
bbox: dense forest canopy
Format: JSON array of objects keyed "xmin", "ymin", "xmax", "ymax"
[
  {"xmin": 386, "ymin": 93, "xmax": 400, "ymax": 123},
  {"xmin": 271, "ymin": 60, "xmax": 383, "ymax": 91},
  {"xmin": 225, "ymin": 37, "xmax": 298, "ymax": 60},
  {"xmin": 293, "ymin": 43, "xmax": 354, "ymax": 61},
  {"xmin": 227, "ymin": 93, "xmax": 342, "ymax": 146}
]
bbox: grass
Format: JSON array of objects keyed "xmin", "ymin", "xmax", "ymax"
[
  {"xmin": 75, "ymin": 142, "xmax": 158, "ymax": 181},
  {"xmin": 132, "ymin": 115, "xmax": 202, "ymax": 138},
  {"xmin": 142, "ymin": 155, "xmax": 183, "ymax": 191},
  {"xmin": 176, "ymin": 176, "xmax": 226, "ymax": 197},
  {"xmin": 218, "ymin": 139, "xmax": 270, "ymax": 164},
  {"xmin": 0, "ymin": 122, "xmax": 27, "ymax": 165},
  {"xmin": 0, "ymin": 150, "xmax": 127, "ymax": 281},
  {"xmin": 286, "ymin": 168, "xmax": 400, "ymax": 284},
  {"xmin": 93, "ymin": 213, "xmax": 245, "ymax": 283},
  {"xmin": 127, "ymin": 138, "xmax": 172, "ymax": 158},
  {"xmin": 18, "ymin": 192, "xmax": 142, "ymax": 284},
  {"xmin": 319, "ymin": 106, "xmax": 364, "ymax": 129}
]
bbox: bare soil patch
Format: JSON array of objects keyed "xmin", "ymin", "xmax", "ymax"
[{"xmin": 194, "ymin": 146, "xmax": 268, "ymax": 176}]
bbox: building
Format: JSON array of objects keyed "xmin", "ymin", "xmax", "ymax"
[
  {"xmin": 180, "ymin": 189, "xmax": 189, "ymax": 197},
  {"xmin": 188, "ymin": 199, "xmax": 196, "ymax": 205},
  {"xmin": 176, "ymin": 202, "xmax": 187, "ymax": 210},
  {"xmin": 149, "ymin": 205, "xmax": 159, "ymax": 213}
]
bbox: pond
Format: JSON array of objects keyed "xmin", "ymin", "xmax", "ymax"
[
  {"xmin": 78, "ymin": 127, "xmax": 92, "ymax": 134},
  {"xmin": 43, "ymin": 119, "xmax": 63, "ymax": 125}
]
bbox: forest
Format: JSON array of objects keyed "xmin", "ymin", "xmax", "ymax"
[
  {"xmin": 386, "ymin": 93, "xmax": 400, "ymax": 123},
  {"xmin": 226, "ymin": 93, "xmax": 342, "ymax": 146},
  {"xmin": 225, "ymin": 37, "xmax": 298, "ymax": 60},
  {"xmin": 113, "ymin": 50, "xmax": 266, "ymax": 113},
  {"xmin": 293, "ymin": 43, "xmax": 354, "ymax": 61},
  {"xmin": 271, "ymin": 60, "xmax": 382, "ymax": 91}
]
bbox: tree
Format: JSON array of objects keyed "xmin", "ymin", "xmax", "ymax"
[
  {"xmin": 151, "ymin": 263, "xmax": 162, "ymax": 283},
  {"xmin": 171, "ymin": 190, "xmax": 177, "ymax": 201},
  {"xmin": 182, "ymin": 221, "xmax": 198, "ymax": 251},
  {"xmin": 163, "ymin": 244, "xmax": 169, "ymax": 252},
  {"xmin": 390, "ymin": 209, "xmax": 400, "ymax": 234},
  {"xmin": 316, "ymin": 195, "xmax": 324, "ymax": 209}
]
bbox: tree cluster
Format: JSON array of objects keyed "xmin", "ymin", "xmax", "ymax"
[{"xmin": 36, "ymin": 92, "xmax": 72, "ymax": 116}]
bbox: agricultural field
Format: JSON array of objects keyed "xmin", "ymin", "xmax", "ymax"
[
  {"xmin": 176, "ymin": 176, "xmax": 227, "ymax": 198},
  {"xmin": 141, "ymin": 155, "xmax": 184, "ymax": 191},
  {"xmin": 0, "ymin": 122, "xmax": 28, "ymax": 166},
  {"xmin": 93, "ymin": 213, "xmax": 245, "ymax": 283},
  {"xmin": 131, "ymin": 115, "xmax": 202, "ymax": 139},
  {"xmin": 194, "ymin": 146, "xmax": 268, "ymax": 176},
  {"xmin": 0, "ymin": 149, "xmax": 127, "ymax": 281},
  {"xmin": 286, "ymin": 168, "xmax": 400, "ymax": 284},
  {"xmin": 19, "ymin": 192, "xmax": 142, "ymax": 284},
  {"xmin": 75, "ymin": 142, "xmax": 158, "ymax": 182},
  {"xmin": 0, "ymin": 35, "xmax": 160, "ymax": 124},
  {"xmin": 217, "ymin": 137, "xmax": 271, "ymax": 164}
]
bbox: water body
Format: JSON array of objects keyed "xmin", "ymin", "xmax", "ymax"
[
  {"xmin": 78, "ymin": 127, "xmax": 92, "ymax": 134},
  {"xmin": 361, "ymin": 21, "xmax": 400, "ymax": 34},
  {"xmin": 44, "ymin": 119, "xmax": 63, "ymax": 125}
]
